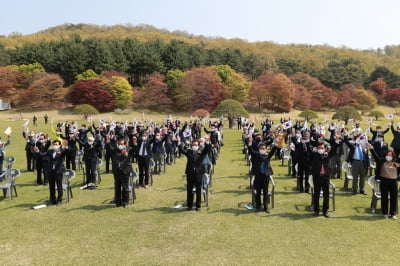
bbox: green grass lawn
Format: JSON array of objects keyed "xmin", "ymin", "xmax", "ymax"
[{"xmin": 0, "ymin": 110, "xmax": 399, "ymax": 265}]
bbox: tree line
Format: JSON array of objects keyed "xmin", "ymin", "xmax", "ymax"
[{"xmin": 1, "ymin": 25, "xmax": 400, "ymax": 113}]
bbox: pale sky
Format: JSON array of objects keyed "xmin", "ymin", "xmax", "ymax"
[{"xmin": 1, "ymin": 0, "xmax": 399, "ymax": 50}]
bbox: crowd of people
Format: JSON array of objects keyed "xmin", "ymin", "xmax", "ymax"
[
  {"xmin": 240, "ymin": 116, "xmax": 400, "ymax": 219},
  {"xmin": 20, "ymin": 116, "xmax": 223, "ymax": 209}
]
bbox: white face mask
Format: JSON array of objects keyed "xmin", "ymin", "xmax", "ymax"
[
  {"xmin": 317, "ymin": 149, "xmax": 325, "ymax": 154},
  {"xmin": 142, "ymin": 137, "xmax": 147, "ymax": 141},
  {"xmin": 377, "ymin": 138, "xmax": 383, "ymax": 142},
  {"xmin": 295, "ymin": 134, "xmax": 301, "ymax": 138},
  {"xmin": 88, "ymin": 141, "xmax": 94, "ymax": 145},
  {"xmin": 259, "ymin": 149, "xmax": 266, "ymax": 155},
  {"xmin": 192, "ymin": 146, "xmax": 199, "ymax": 152},
  {"xmin": 155, "ymin": 136, "xmax": 161, "ymax": 140},
  {"xmin": 386, "ymin": 156, "xmax": 393, "ymax": 161},
  {"xmin": 53, "ymin": 145, "xmax": 60, "ymax": 150},
  {"xmin": 118, "ymin": 145, "xmax": 125, "ymax": 150}
]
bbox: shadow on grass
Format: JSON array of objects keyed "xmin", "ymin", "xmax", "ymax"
[
  {"xmin": 62, "ymin": 203, "xmax": 114, "ymax": 212},
  {"xmin": 212, "ymin": 189, "xmax": 249, "ymax": 196}
]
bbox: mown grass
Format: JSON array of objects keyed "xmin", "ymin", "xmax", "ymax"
[{"xmin": 0, "ymin": 109, "xmax": 399, "ymax": 265}]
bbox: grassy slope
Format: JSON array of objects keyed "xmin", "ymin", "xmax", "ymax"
[{"xmin": 0, "ymin": 108, "xmax": 399, "ymax": 265}]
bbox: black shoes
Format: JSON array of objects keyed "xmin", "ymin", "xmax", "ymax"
[
  {"xmin": 56, "ymin": 201, "xmax": 62, "ymax": 206},
  {"xmin": 323, "ymin": 213, "xmax": 330, "ymax": 218},
  {"xmin": 359, "ymin": 191, "xmax": 367, "ymax": 195},
  {"xmin": 196, "ymin": 207, "xmax": 201, "ymax": 211},
  {"xmin": 264, "ymin": 208, "xmax": 270, "ymax": 213},
  {"xmin": 313, "ymin": 212, "xmax": 319, "ymax": 217}
]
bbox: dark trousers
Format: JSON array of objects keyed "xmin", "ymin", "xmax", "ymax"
[
  {"xmin": 138, "ymin": 156, "xmax": 150, "ymax": 185},
  {"xmin": 187, "ymin": 173, "xmax": 202, "ymax": 209},
  {"xmin": 291, "ymin": 156, "xmax": 298, "ymax": 177},
  {"xmin": 65, "ymin": 151, "xmax": 76, "ymax": 171},
  {"xmin": 298, "ymin": 160, "xmax": 310, "ymax": 191},
  {"xmin": 48, "ymin": 170, "xmax": 63, "ymax": 203},
  {"xmin": 312, "ymin": 175, "xmax": 330, "ymax": 214},
  {"xmin": 105, "ymin": 152, "xmax": 111, "ymax": 172},
  {"xmin": 85, "ymin": 159, "xmax": 97, "ymax": 184},
  {"xmin": 380, "ymin": 178, "xmax": 398, "ymax": 215},
  {"xmin": 351, "ymin": 160, "xmax": 366, "ymax": 192},
  {"xmin": 254, "ymin": 174, "xmax": 269, "ymax": 210},
  {"xmin": 114, "ymin": 171, "xmax": 129, "ymax": 206},
  {"xmin": 36, "ymin": 159, "xmax": 47, "ymax": 184},
  {"xmin": 0, "ymin": 156, "xmax": 3, "ymax": 173},
  {"xmin": 330, "ymin": 154, "xmax": 342, "ymax": 178},
  {"xmin": 26, "ymin": 151, "xmax": 34, "ymax": 171}
]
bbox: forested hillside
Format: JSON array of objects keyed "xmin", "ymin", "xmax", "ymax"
[{"xmin": 1, "ymin": 23, "xmax": 400, "ymax": 113}]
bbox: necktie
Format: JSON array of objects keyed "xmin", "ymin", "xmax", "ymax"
[
  {"xmin": 303, "ymin": 143, "xmax": 307, "ymax": 152},
  {"xmin": 320, "ymin": 163, "xmax": 325, "ymax": 175},
  {"xmin": 357, "ymin": 145, "xmax": 363, "ymax": 160},
  {"xmin": 140, "ymin": 142, "xmax": 146, "ymax": 156}
]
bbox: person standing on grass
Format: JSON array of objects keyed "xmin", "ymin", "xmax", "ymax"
[
  {"xmin": 133, "ymin": 131, "xmax": 153, "ymax": 188},
  {"xmin": 110, "ymin": 136, "xmax": 133, "ymax": 208},
  {"xmin": 310, "ymin": 142, "xmax": 333, "ymax": 218},
  {"xmin": 79, "ymin": 136, "xmax": 102, "ymax": 187},
  {"xmin": 344, "ymin": 131, "xmax": 369, "ymax": 195},
  {"xmin": 33, "ymin": 134, "xmax": 50, "ymax": 185},
  {"xmin": 35, "ymin": 140, "xmax": 68, "ymax": 206},
  {"xmin": 368, "ymin": 145, "xmax": 399, "ymax": 220},
  {"xmin": 178, "ymin": 136, "xmax": 211, "ymax": 211},
  {"xmin": 247, "ymin": 136, "xmax": 277, "ymax": 213}
]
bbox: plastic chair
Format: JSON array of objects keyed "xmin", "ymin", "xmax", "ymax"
[
  {"xmin": 368, "ymin": 155, "xmax": 376, "ymax": 176},
  {"xmin": 75, "ymin": 150, "xmax": 84, "ymax": 172},
  {"xmin": 280, "ymin": 147, "xmax": 292, "ymax": 170},
  {"xmin": 128, "ymin": 170, "xmax": 139, "ymax": 204},
  {"xmin": 308, "ymin": 175, "xmax": 336, "ymax": 211},
  {"xmin": 192, "ymin": 173, "xmax": 210, "ymax": 207},
  {"xmin": 342, "ymin": 162, "xmax": 353, "ymax": 190},
  {"xmin": 149, "ymin": 158, "xmax": 155, "ymax": 186},
  {"xmin": 367, "ymin": 176, "xmax": 381, "ymax": 214},
  {"xmin": 62, "ymin": 169, "xmax": 76, "ymax": 202},
  {"xmin": 0, "ymin": 168, "xmax": 20, "ymax": 200},
  {"xmin": 95, "ymin": 158, "xmax": 102, "ymax": 184},
  {"xmin": 250, "ymin": 175, "xmax": 275, "ymax": 209}
]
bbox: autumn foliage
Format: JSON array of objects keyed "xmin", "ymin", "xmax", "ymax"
[{"xmin": 68, "ymin": 79, "xmax": 115, "ymax": 111}]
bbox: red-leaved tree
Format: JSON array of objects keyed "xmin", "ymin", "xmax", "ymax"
[
  {"xmin": 141, "ymin": 73, "xmax": 173, "ymax": 111},
  {"xmin": 68, "ymin": 79, "xmax": 115, "ymax": 111}
]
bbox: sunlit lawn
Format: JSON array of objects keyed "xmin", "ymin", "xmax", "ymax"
[{"xmin": 0, "ymin": 109, "xmax": 399, "ymax": 265}]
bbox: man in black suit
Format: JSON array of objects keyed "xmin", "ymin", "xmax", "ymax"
[
  {"xmin": 34, "ymin": 134, "xmax": 51, "ymax": 185},
  {"xmin": 23, "ymin": 130, "xmax": 36, "ymax": 172},
  {"xmin": 110, "ymin": 136, "xmax": 133, "ymax": 208},
  {"xmin": 390, "ymin": 120, "xmax": 400, "ymax": 156},
  {"xmin": 79, "ymin": 136, "xmax": 102, "ymax": 187},
  {"xmin": 293, "ymin": 136, "xmax": 312, "ymax": 192},
  {"xmin": 133, "ymin": 131, "xmax": 153, "ymax": 188},
  {"xmin": 178, "ymin": 136, "xmax": 211, "ymax": 211},
  {"xmin": 310, "ymin": 142, "xmax": 332, "ymax": 218},
  {"xmin": 327, "ymin": 130, "xmax": 344, "ymax": 179},
  {"xmin": 35, "ymin": 140, "xmax": 68, "ymax": 206},
  {"xmin": 247, "ymin": 136, "xmax": 277, "ymax": 213},
  {"xmin": 369, "ymin": 125, "xmax": 389, "ymax": 142}
]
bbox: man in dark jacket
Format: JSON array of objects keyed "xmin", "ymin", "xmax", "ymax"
[
  {"xmin": 110, "ymin": 136, "xmax": 133, "ymax": 208},
  {"xmin": 178, "ymin": 137, "xmax": 211, "ymax": 211},
  {"xmin": 247, "ymin": 136, "xmax": 277, "ymax": 213},
  {"xmin": 35, "ymin": 140, "xmax": 68, "ymax": 206},
  {"xmin": 310, "ymin": 142, "xmax": 333, "ymax": 218}
]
